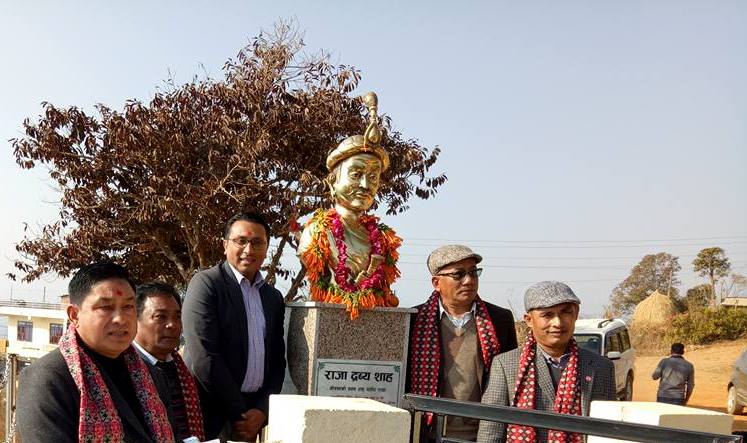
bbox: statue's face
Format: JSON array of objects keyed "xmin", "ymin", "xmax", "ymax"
[{"xmin": 332, "ymin": 153, "xmax": 382, "ymax": 212}]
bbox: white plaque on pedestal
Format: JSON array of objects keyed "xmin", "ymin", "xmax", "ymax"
[{"xmin": 313, "ymin": 359, "xmax": 404, "ymax": 407}]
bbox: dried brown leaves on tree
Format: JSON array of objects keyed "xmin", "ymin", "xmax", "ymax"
[
  {"xmin": 609, "ymin": 252, "xmax": 682, "ymax": 315},
  {"xmin": 10, "ymin": 25, "xmax": 446, "ymax": 298}
]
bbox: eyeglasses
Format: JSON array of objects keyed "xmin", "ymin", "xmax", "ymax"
[
  {"xmin": 436, "ymin": 268, "xmax": 482, "ymax": 282},
  {"xmin": 226, "ymin": 237, "xmax": 267, "ymax": 249}
]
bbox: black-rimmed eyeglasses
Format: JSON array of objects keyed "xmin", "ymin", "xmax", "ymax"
[
  {"xmin": 436, "ymin": 268, "xmax": 482, "ymax": 282},
  {"xmin": 226, "ymin": 237, "xmax": 267, "ymax": 249}
]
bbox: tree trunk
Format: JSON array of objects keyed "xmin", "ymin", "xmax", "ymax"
[
  {"xmin": 152, "ymin": 234, "xmax": 190, "ymax": 282},
  {"xmin": 264, "ymin": 236, "xmax": 288, "ymax": 286},
  {"xmin": 285, "ymin": 266, "xmax": 307, "ymax": 302},
  {"xmin": 710, "ymin": 270, "xmax": 717, "ymax": 307}
]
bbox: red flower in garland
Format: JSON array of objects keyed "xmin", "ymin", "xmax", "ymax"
[
  {"xmin": 330, "ymin": 213, "xmax": 384, "ymax": 292},
  {"xmin": 300, "ymin": 208, "xmax": 402, "ymax": 319}
]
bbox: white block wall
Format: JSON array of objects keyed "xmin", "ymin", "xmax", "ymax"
[
  {"xmin": 588, "ymin": 400, "xmax": 733, "ymax": 443},
  {"xmin": 266, "ymin": 395, "xmax": 410, "ymax": 443}
]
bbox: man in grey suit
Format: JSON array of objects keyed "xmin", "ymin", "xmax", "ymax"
[
  {"xmin": 477, "ymin": 281, "xmax": 615, "ymax": 443},
  {"xmin": 183, "ymin": 212, "xmax": 286, "ymax": 442}
]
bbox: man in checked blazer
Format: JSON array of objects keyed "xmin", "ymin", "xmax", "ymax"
[{"xmin": 477, "ymin": 281, "xmax": 615, "ymax": 443}]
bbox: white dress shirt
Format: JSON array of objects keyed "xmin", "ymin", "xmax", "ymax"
[
  {"xmin": 132, "ymin": 340, "xmax": 173, "ymax": 364},
  {"xmin": 439, "ymin": 299, "xmax": 477, "ymax": 329},
  {"xmin": 228, "ymin": 263, "xmax": 267, "ymax": 393}
]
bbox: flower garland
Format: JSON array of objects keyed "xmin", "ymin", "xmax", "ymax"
[{"xmin": 301, "ymin": 208, "xmax": 402, "ymax": 319}]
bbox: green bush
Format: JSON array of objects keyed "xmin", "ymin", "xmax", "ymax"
[
  {"xmin": 629, "ymin": 323, "xmax": 669, "ymax": 355},
  {"xmin": 665, "ymin": 307, "xmax": 747, "ymax": 345}
]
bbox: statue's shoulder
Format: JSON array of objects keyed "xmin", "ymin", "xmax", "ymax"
[
  {"xmin": 299, "ymin": 208, "xmax": 333, "ymax": 244},
  {"xmin": 298, "ymin": 209, "xmax": 336, "ymax": 269},
  {"xmin": 304, "ymin": 208, "xmax": 334, "ymax": 231}
]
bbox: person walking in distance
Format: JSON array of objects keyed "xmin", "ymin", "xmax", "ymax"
[{"xmin": 652, "ymin": 342, "xmax": 694, "ymax": 406}]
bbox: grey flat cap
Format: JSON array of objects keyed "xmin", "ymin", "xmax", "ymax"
[
  {"xmin": 427, "ymin": 245, "xmax": 483, "ymax": 275},
  {"xmin": 524, "ymin": 281, "xmax": 581, "ymax": 311}
]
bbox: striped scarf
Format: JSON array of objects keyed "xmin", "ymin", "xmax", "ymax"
[
  {"xmin": 409, "ymin": 291, "xmax": 501, "ymax": 424},
  {"xmin": 59, "ymin": 325, "xmax": 174, "ymax": 443},
  {"xmin": 507, "ymin": 334, "xmax": 583, "ymax": 443}
]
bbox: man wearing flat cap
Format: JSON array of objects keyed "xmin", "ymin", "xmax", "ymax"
[
  {"xmin": 408, "ymin": 245, "xmax": 518, "ymax": 442},
  {"xmin": 477, "ymin": 281, "xmax": 615, "ymax": 443}
]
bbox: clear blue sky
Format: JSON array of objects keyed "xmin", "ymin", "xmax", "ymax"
[{"xmin": 1, "ymin": 1, "xmax": 745, "ymax": 316}]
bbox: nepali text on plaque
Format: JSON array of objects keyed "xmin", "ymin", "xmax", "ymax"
[{"xmin": 314, "ymin": 359, "xmax": 403, "ymax": 407}]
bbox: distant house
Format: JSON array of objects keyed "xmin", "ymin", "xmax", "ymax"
[
  {"xmin": 721, "ymin": 297, "xmax": 747, "ymax": 308},
  {"xmin": 0, "ymin": 297, "xmax": 68, "ymax": 363}
]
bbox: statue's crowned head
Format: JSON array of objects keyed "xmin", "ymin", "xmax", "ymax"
[{"xmin": 326, "ymin": 92, "xmax": 390, "ymax": 213}]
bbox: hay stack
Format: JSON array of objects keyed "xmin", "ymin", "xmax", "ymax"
[{"xmin": 631, "ymin": 290, "xmax": 676, "ymax": 329}]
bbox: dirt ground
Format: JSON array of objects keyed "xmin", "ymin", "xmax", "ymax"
[{"xmin": 633, "ymin": 338, "xmax": 747, "ymax": 433}]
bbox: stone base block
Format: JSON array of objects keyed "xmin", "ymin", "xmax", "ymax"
[
  {"xmin": 266, "ymin": 394, "xmax": 411, "ymax": 443},
  {"xmin": 286, "ymin": 302, "xmax": 416, "ymax": 407},
  {"xmin": 588, "ymin": 401, "xmax": 734, "ymax": 443}
]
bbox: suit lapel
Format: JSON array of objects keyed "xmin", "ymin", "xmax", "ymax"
[
  {"xmin": 221, "ymin": 261, "xmax": 249, "ymax": 367},
  {"xmin": 259, "ymin": 284, "xmax": 273, "ymax": 376},
  {"xmin": 534, "ymin": 350, "xmax": 556, "ymax": 409},
  {"xmin": 577, "ymin": 350, "xmax": 595, "ymax": 415}
]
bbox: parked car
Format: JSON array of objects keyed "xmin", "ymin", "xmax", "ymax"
[
  {"xmin": 574, "ymin": 318, "xmax": 635, "ymax": 401},
  {"xmin": 727, "ymin": 349, "xmax": 747, "ymax": 414}
]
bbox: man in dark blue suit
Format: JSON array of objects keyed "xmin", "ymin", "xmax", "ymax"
[{"xmin": 182, "ymin": 212, "xmax": 286, "ymax": 442}]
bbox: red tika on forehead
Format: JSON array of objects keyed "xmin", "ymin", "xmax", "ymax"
[{"xmin": 115, "ymin": 289, "xmax": 123, "ymax": 296}]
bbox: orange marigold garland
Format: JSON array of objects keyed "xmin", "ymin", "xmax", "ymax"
[{"xmin": 301, "ymin": 208, "xmax": 402, "ymax": 319}]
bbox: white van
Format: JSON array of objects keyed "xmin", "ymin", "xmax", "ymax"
[{"xmin": 573, "ymin": 318, "xmax": 635, "ymax": 401}]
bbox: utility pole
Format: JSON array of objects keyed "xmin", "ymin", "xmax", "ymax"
[
  {"xmin": 5, "ymin": 354, "xmax": 17, "ymax": 442},
  {"xmin": 666, "ymin": 263, "xmax": 674, "ymax": 297}
]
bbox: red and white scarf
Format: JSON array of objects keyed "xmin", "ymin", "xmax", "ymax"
[
  {"xmin": 507, "ymin": 334, "xmax": 583, "ymax": 443},
  {"xmin": 409, "ymin": 291, "xmax": 501, "ymax": 423},
  {"xmin": 59, "ymin": 325, "xmax": 174, "ymax": 443},
  {"xmin": 170, "ymin": 351, "xmax": 205, "ymax": 441}
]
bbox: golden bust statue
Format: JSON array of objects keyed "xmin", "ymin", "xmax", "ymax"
[{"xmin": 298, "ymin": 92, "xmax": 402, "ymax": 319}]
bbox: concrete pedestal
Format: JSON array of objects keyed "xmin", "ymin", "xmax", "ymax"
[
  {"xmin": 588, "ymin": 401, "xmax": 734, "ymax": 442},
  {"xmin": 285, "ymin": 302, "xmax": 416, "ymax": 407},
  {"xmin": 266, "ymin": 395, "xmax": 410, "ymax": 443}
]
